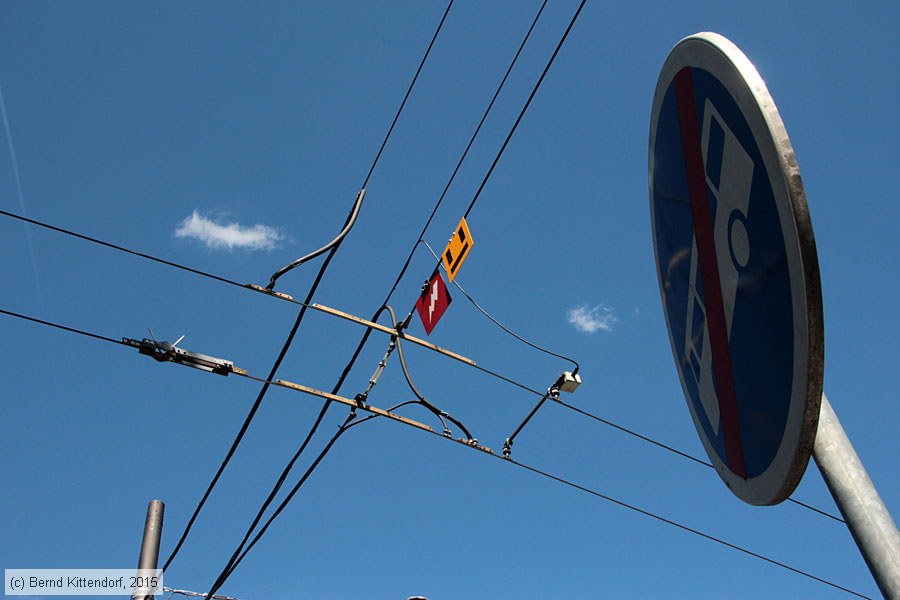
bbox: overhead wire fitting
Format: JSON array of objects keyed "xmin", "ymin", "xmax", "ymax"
[
  {"xmin": 123, "ymin": 331, "xmax": 246, "ymax": 377},
  {"xmin": 502, "ymin": 370, "xmax": 580, "ymax": 458}
]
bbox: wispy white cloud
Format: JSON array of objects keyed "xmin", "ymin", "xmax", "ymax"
[
  {"xmin": 567, "ymin": 304, "xmax": 618, "ymax": 334},
  {"xmin": 174, "ymin": 211, "xmax": 283, "ymax": 251}
]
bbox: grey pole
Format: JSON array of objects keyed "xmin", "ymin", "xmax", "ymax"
[
  {"xmin": 132, "ymin": 499, "xmax": 165, "ymax": 600},
  {"xmin": 814, "ymin": 393, "xmax": 900, "ymax": 599}
]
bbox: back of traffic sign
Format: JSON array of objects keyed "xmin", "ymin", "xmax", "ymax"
[{"xmin": 649, "ymin": 33, "xmax": 824, "ymax": 505}]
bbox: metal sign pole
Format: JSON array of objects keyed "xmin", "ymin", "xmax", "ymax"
[
  {"xmin": 814, "ymin": 393, "xmax": 900, "ymax": 599},
  {"xmin": 132, "ymin": 500, "xmax": 165, "ymax": 600}
]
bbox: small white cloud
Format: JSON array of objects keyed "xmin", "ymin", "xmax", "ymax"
[
  {"xmin": 174, "ymin": 211, "xmax": 283, "ymax": 250},
  {"xmin": 567, "ymin": 304, "xmax": 618, "ymax": 334}
]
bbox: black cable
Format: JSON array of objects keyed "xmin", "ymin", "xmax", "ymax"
[
  {"xmin": 360, "ymin": 0, "xmax": 453, "ymax": 191},
  {"xmin": 462, "ymin": 0, "xmax": 586, "ymax": 220},
  {"xmin": 204, "ymin": 411, "xmax": 355, "ymax": 599},
  {"xmin": 381, "ymin": 0, "xmax": 548, "ymax": 303},
  {"xmin": 0, "ymin": 208, "xmax": 246, "ymax": 291},
  {"xmin": 161, "ymin": 235, "xmax": 344, "ymax": 573},
  {"xmin": 497, "ymin": 453, "xmax": 870, "ymax": 599},
  {"xmin": 0, "ymin": 307, "xmax": 126, "ymax": 347},
  {"xmin": 331, "ymin": 404, "xmax": 871, "ymax": 599},
  {"xmin": 266, "ymin": 189, "xmax": 366, "ymax": 290},
  {"xmin": 205, "ymin": 399, "xmax": 428, "ymax": 594},
  {"xmin": 556, "ymin": 399, "xmax": 845, "ymax": 524},
  {"xmin": 197, "ymin": 4, "xmax": 457, "ymax": 594}
]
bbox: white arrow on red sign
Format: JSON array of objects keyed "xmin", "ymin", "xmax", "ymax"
[{"xmin": 415, "ymin": 270, "xmax": 452, "ymax": 335}]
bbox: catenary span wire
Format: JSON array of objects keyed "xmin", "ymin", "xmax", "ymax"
[
  {"xmin": 0, "ymin": 305, "xmax": 845, "ymax": 525},
  {"xmin": 2, "ymin": 316, "xmax": 863, "ymax": 596},
  {"xmin": 421, "ymin": 239, "xmax": 579, "ymax": 372},
  {"xmin": 0, "ymin": 308, "xmax": 127, "ymax": 347},
  {"xmin": 381, "ymin": 0, "xmax": 548, "ymax": 304}
]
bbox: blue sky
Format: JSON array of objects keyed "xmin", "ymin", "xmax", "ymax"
[{"xmin": 2, "ymin": 2, "xmax": 898, "ymax": 599}]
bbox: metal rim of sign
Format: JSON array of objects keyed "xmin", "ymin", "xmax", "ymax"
[{"xmin": 649, "ymin": 32, "xmax": 824, "ymax": 505}]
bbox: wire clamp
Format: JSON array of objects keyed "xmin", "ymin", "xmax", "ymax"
[
  {"xmin": 245, "ymin": 283, "xmax": 295, "ymax": 301},
  {"xmin": 502, "ymin": 437, "xmax": 513, "ymax": 458}
]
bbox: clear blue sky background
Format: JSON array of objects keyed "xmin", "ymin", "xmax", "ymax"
[{"xmin": 2, "ymin": 2, "xmax": 898, "ymax": 599}]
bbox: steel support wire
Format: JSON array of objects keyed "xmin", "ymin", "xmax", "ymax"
[{"xmin": 355, "ymin": 405, "xmax": 876, "ymax": 599}]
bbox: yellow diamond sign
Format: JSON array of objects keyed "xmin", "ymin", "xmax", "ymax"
[{"xmin": 441, "ymin": 217, "xmax": 473, "ymax": 283}]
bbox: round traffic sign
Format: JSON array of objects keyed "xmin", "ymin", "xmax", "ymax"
[{"xmin": 649, "ymin": 33, "xmax": 824, "ymax": 505}]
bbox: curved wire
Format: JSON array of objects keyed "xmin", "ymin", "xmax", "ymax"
[
  {"xmin": 385, "ymin": 304, "xmax": 474, "ymax": 441},
  {"xmin": 265, "ymin": 188, "xmax": 366, "ymax": 290},
  {"xmin": 421, "ymin": 239, "xmax": 579, "ymax": 374}
]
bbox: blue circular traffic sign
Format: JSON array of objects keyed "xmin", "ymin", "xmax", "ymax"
[{"xmin": 649, "ymin": 33, "xmax": 824, "ymax": 505}]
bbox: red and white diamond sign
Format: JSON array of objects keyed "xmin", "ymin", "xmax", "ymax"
[{"xmin": 415, "ymin": 271, "xmax": 452, "ymax": 335}]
